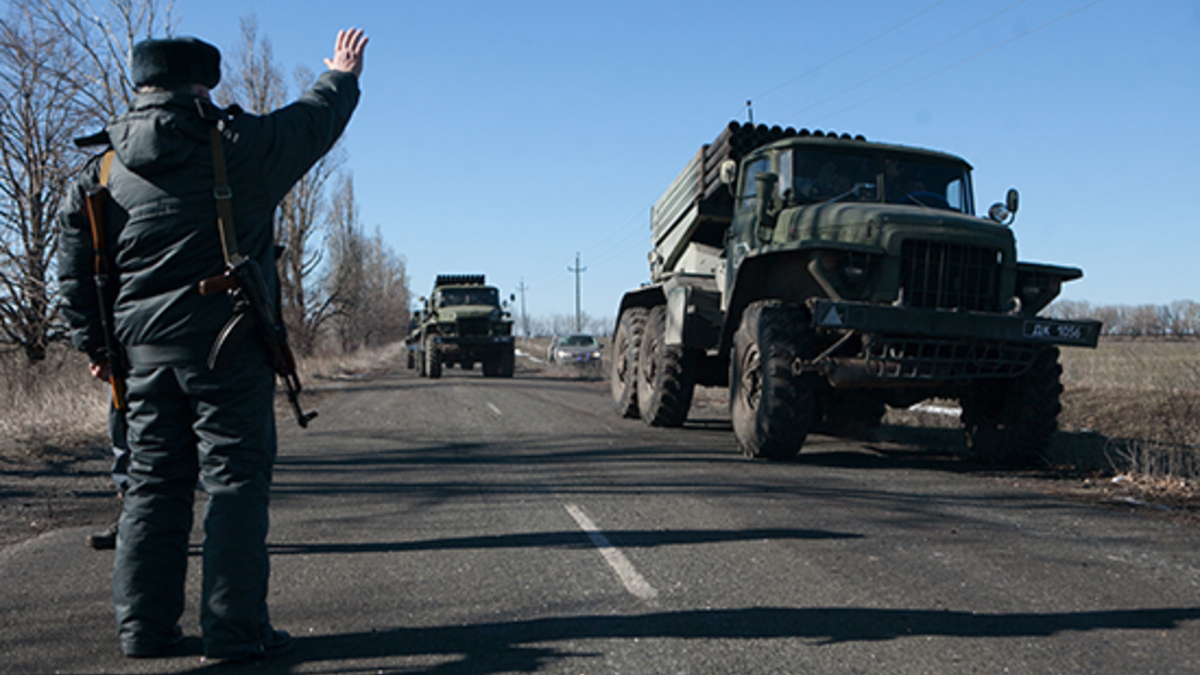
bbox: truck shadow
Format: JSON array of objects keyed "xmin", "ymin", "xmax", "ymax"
[
  {"xmin": 175, "ymin": 605, "xmax": 1200, "ymax": 674},
  {"xmin": 791, "ymin": 425, "xmax": 1111, "ymax": 476}
]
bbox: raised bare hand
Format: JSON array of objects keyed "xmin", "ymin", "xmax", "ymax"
[{"xmin": 324, "ymin": 28, "xmax": 369, "ymax": 77}]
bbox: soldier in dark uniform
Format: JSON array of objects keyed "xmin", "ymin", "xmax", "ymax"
[{"xmin": 58, "ymin": 29, "xmax": 367, "ymax": 660}]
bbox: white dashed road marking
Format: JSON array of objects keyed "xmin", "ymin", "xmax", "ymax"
[{"xmin": 564, "ymin": 503, "xmax": 658, "ymax": 601}]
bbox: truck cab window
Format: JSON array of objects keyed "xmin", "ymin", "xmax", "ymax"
[
  {"xmin": 882, "ymin": 157, "xmax": 971, "ymax": 214},
  {"xmin": 791, "ymin": 150, "xmax": 877, "ymax": 204},
  {"xmin": 738, "ymin": 158, "xmax": 770, "ymax": 210}
]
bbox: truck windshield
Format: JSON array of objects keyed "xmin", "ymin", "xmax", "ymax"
[
  {"xmin": 786, "ymin": 150, "xmax": 971, "ymax": 214},
  {"xmin": 438, "ymin": 288, "xmax": 499, "ymax": 307}
]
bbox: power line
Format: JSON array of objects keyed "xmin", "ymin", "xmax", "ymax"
[
  {"xmin": 748, "ymin": 0, "xmax": 954, "ymax": 105},
  {"xmin": 812, "ymin": 0, "xmax": 1107, "ymax": 124},
  {"xmin": 781, "ymin": 0, "xmax": 1033, "ymax": 123}
]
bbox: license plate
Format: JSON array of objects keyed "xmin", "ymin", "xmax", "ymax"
[{"xmin": 1022, "ymin": 319, "xmax": 1093, "ymax": 344}]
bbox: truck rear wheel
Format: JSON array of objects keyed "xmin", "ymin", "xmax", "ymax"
[
  {"xmin": 424, "ymin": 336, "xmax": 443, "ymax": 379},
  {"xmin": 611, "ymin": 307, "xmax": 647, "ymax": 418},
  {"xmin": 730, "ymin": 301, "xmax": 816, "ymax": 460},
  {"xmin": 636, "ymin": 305, "xmax": 697, "ymax": 427},
  {"xmin": 960, "ymin": 347, "xmax": 1062, "ymax": 466}
]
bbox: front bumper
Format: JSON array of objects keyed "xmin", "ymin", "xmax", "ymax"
[{"xmin": 805, "ymin": 299, "xmax": 1100, "ymax": 384}]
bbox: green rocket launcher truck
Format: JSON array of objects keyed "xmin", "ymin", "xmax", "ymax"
[
  {"xmin": 409, "ymin": 274, "xmax": 515, "ymax": 379},
  {"xmin": 610, "ymin": 122, "xmax": 1100, "ymax": 465}
]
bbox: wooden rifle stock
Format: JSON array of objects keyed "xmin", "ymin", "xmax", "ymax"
[{"xmin": 84, "ymin": 185, "xmax": 127, "ymax": 412}]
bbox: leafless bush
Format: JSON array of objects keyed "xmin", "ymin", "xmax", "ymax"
[
  {"xmin": 0, "ymin": 344, "xmax": 107, "ymax": 459},
  {"xmin": 1107, "ymin": 439, "xmax": 1199, "ymax": 481}
]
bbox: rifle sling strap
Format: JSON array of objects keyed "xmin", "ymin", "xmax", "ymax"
[{"xmin": 209, "ymin": 127, "xmax": 241, "ymax": 265}]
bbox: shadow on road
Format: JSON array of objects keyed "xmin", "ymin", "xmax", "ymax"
[
  {"xmin": 262, "ymin": 527, "xmax": 861, "ymax": 556},
  {"xmin": 177, "ymin": 605, "xmax": 1200, "ymax": 674}
]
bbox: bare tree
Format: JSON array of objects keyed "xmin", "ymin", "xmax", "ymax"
[
  {"xmin": 0, "ymin": 5, "xmax": 89, "ymax": 361},
  {"xmin": 33, "ymin": 0, "xmax": 176, "ymax": 125},
  {"xmin": 215, "ymin": 14, "xmax": 284, "ymax": 114},
  {"xmin": 324, "ymin": 173, "xmax": 365, "ymax": 352},
  {"xmin": 0, "ymin": 0, "xmax": 174, "ymax": 363},
  {"xmin": 356, "ymin": 226, "xmax": 409, "ymax": 347},
  {"xmin": 1168, "ymin": 300, "xmax": 1200, "ymax": 337},
  {"xmin": 323, "ymin": 174, "xmax": 409, "ymax": 352},
  {"xmin": 274, "ymin": 67, "xmax": 344, "ymax": 356}
]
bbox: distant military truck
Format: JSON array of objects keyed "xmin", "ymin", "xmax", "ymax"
[
  {"xmin": 611, "ymin": 122, "xmax": 1101, "ymax": 466},
  {"xmin": 409, "ymin": 274, "xmax": 515, "ymax": 378}
]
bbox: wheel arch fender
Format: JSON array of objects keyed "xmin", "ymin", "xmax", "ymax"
[
  {"xmin": 720, "ymin": 249, "xmax": 825, "ymax": 357},
  {"xmin": 616, "ymin": 285, "xmax": 665, "ymax": 331}
]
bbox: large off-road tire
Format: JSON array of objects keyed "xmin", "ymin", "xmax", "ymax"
[
  {"xmin": 499, "ymin": 347, "xmax": 515, "ymax": 377},
  {"xmin": 610, "ymin": 307, "xmax": 647, "ymax": 418},
  {"xmin": 960, "ymin": 346, "xmax": 1062, "ymax": 466},
  {"xmin": 424, "ymin": 336, "xmax": 443, "ymax": 379},
  {"xmin": 730, "ymin": 300, "xmax": 816, "ymax": 460},
  {"xmin": 636, "ymin": 305, "xmax": 697, "ymax": 427},
  {"xmin": 815, "ymin": 389, "xmax": 886, "ymax": 440},
  {"xmin": 482, "ymin": 346, "xmax": 515, "ymax": 378},
  {"xmin": 484, "ymin": 347, "xmax": 515, "ymax": 378}
]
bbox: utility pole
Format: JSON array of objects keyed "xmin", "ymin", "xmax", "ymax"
[
  {"xmin": 568, "ymin": 252, "xmax": 587, "ymax": 333},
  {"xmin": 516, "ymin": 278, "xmax": 529, "ymax": 338}
]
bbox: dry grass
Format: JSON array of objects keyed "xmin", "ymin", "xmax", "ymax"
[
  {"xmin": 300, "ymin": 341, "xmax": 410, "ymax": 382},
  {"xmin": 1058, "ymin": 339, "xmax": 1200, "ymax": 481},
  {"xmin": 0, "ymin": 345, "xmax": 110, "ymax": 463}
]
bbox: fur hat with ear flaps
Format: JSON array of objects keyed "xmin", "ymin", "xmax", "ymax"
[{"xmin": 131, "ymin": 37, "xmax": 221, "ymax": 89}]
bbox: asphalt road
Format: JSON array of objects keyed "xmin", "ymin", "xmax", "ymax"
[{"xmin": 2, "ymin": 363, "xmax": 1198, "ymax": 674}]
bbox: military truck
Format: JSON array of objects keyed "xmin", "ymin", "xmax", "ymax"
[
  {"xmin": 611, "ymin": 122, "xmax": 1101, "ymax": 465},
  {"xmin": 409, "ymin": 274, "xmax": 515, "ymax": 378}
]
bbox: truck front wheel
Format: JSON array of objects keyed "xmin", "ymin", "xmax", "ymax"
[
  {"xmin": 484, "ymin": 347, "xmax": 515, "ymax": 378},
  {"xmin": 960, "ymin": 347, "xmax": 1062, "ymax": 466},
  {"xmin": 730, "ymin": 301, "xmax": 816, "ymax": 460},
  {"xmin": 611, "ymin": 307, "xmax": 647, "ymax": 418},
  {"xmin": 424, "ymin": 336, "xmax": 443, "ymax": 379},
  {"xmin": 637, "ymin": 305, "xmax": 697, "ymax": 427}
]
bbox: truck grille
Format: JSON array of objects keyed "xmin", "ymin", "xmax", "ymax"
[
  {"xmin": 900, "ymin": 240, "xmax": 1001, "ymax": 312},
  {"xmin": 866, "ymin": 337, "xmax": 1038, "ymax": 381},
  {"xmin": 457, "ymin": 318, "xmax": 491, "ymax": 337}
]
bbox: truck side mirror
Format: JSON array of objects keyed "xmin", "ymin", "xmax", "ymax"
[
  {"xmin": 988, "ymin": 188, "xmax": 1019, "ymax": 226},
  {"xmin": 719, "ymin": 159, "xmax": 738, "ymax": 186}
]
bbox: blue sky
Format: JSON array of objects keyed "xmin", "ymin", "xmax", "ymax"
[{"xmin": 170, "ymin": 0, "xmax": 1199, "ymax": 325}]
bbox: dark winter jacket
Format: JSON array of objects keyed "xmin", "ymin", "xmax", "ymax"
[{"xmin": 59, "ymin": 70, "xmax": 359, "ymax": 366}]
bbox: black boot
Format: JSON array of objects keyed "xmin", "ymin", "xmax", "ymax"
[{"xmin": 87, "ymin": 520, "xmax": 119, "ymax": 550}]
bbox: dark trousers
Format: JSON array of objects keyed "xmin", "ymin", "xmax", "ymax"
[{"xmin": 113, "ymin": 349, "xmax": 278, "ymax": 658}]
